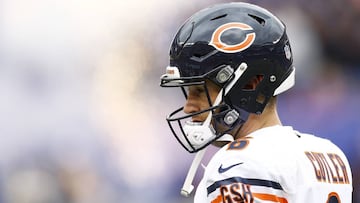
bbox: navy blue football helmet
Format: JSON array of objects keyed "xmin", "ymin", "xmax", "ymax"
[{"xmin": 160, "ymin": 2, "xmax": 295, "ymax": 153}]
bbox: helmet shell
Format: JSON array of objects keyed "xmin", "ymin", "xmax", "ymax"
[{"xmin": 169, "ymin": 2, "xmax": 294, "ymax": 113}]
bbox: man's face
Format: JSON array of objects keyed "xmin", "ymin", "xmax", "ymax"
[{"xmin": 183, "ymin": 80, "xmax": 221, "ymax": 123}]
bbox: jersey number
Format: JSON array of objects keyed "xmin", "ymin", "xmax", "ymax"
[{"xmin": 227, "ymin": 137, "xmax": 252, "ymax": 150}]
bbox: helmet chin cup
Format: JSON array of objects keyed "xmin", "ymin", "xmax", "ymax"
[{"xmin": 183, "ymin": 121, "xmax": 216, "ymax": 150}]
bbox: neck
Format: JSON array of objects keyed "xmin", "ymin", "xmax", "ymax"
[{"xmin": 234, "ymin": 104, "xmax": 282, "ymax": 140}]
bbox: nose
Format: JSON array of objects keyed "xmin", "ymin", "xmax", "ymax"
[{"xmin": 183, "ymin": 93, "xmax": 200, "ymax": 114}]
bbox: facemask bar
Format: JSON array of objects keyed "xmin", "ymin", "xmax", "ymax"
[
  {"xmin": 167, "ymin": 104, "xmax": 230, "ymax": 152},
  {"xmin": 160, "ymin": 64, "xmax": 230, "ymax": 87}
]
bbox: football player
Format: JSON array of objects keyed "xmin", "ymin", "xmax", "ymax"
[{"xmin": 160, "ymin": 2, "xmax": 352, "ymax": 202}]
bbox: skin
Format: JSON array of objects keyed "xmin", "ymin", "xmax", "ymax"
[{"xmin": 183, "ymin": 78, "xmax": 282, "ymax": 140}]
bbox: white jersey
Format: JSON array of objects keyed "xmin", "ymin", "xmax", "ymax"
[{"xmin": 194, "ymin": 125, "xmax": 352, "ymax": 203}]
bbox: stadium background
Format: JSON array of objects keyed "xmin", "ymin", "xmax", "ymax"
[{"xmin": 0, "ymin": 0, "xmax": 359, "ymax": 202}]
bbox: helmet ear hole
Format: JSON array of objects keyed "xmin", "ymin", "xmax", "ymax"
[
  {"xmin": 256, "ymin": 93, "xmax": 266, "ymax": 104},
  {"xmin": 241, "ymin": 75, "xmax": 264, "ymax": 90}
]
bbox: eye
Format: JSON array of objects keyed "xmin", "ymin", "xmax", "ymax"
[
  {"xmin": 186, "ymin": 86, "xmax": 205, "ymax": 96},
  {"xmin": 195, "ymin": 86, "xmax": 205, "ymax": 94}
]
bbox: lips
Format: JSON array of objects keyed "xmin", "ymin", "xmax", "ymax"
[{"xmin": 190, "ymin": 116, "xmax": 207, "ymax": 123}]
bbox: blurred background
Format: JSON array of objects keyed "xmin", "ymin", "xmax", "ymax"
[{"xmin": 0, "ymin": 0, "xmax": 359, "ymax": 202}]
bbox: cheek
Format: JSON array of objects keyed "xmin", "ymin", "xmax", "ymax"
[
  {"xmin": 211, "ymin": 93, "xmax": 218, "ymax": 102},
  {"xmin": 207, "ymin": 83, "xmax": 221, "ymax": 103},
  {"xmin": 209, "ymin": 89, "xmax": 221, "ymax": 104}
]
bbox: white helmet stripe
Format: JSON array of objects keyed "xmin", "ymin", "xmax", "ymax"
[{"xmin": 274, "ymin": 67, "xmax": 295, "ymax": 96}]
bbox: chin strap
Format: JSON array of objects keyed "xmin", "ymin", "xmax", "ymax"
[
  {"xmin": 181, "ymin": 147, "xmax": 207, "ymax": 197},
  {"xmin": 180, "ymin": 134, "xmax": 233, "ymax": 197}
]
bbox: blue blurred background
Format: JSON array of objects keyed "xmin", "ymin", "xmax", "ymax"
[{"xmin": 0, "ymin": 0, "xmax": 358, "ymax": 202}]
